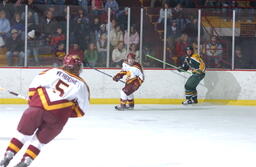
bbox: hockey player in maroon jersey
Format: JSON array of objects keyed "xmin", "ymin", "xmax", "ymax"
[
  {"xmin": 0, "ymin": 54, "xmax": 90, "ymax": 167},
  {"xmin": 113, "ymin": 53, "xmax": 144, "ymax": 110}
]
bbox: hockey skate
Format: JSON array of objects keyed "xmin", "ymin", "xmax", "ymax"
[
  {"xmin": 191, "ymin": 96, "xmax": 198, "ymax": 104},
  {"xmin": 125, "ymin": 104, "xmax": 134, "ymax": 110},
  {"xmin": 14, "ymin": 157, "xmax": 32, "ymax": 167},
  {"xmin": 125, "ymin": 106, "xmax": 134, "ymax": 110},
  {"xmin": 0, "ymin": 150, "xmax": 14, "ymax": 167},
  {"xmin": 114, "ymin": 105, "xmax": 126, "ymax": 111},
  {"xmin": 182, "ymin": 99, "xmax": 197, "ymax": 105}
]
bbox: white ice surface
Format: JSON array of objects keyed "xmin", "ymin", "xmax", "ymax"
[{"xmin": 0, "ymin": 104, "xmax": 256, "ymax": 167}]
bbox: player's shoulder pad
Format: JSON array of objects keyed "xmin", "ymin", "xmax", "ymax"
[
  {"xmin": 133, "ymin": 62, "xmax": 143, "ymax": 70},
  {"xmin": 191, "ymin": 53, "xmax": 200, "ymax": 59}
]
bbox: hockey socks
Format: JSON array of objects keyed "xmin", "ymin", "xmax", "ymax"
[
  {"xmin": 14, "ymin": 134, "xmax": 44, "ymax": 167},
  {"xmin": 14, "ymin": 145, "xmax": 40, "ymax": 167},
  {"xmin": 0, "ymin": 138, "xmax": 24, "ymax": 167},
  {"xmin": 7, "ymin": 138, "xmax": 24, "ymax": 154}
]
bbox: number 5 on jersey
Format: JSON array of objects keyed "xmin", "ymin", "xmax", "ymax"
[{"xmin": 55, "ymin": 79, "xmax": 69, "ymax": 97}]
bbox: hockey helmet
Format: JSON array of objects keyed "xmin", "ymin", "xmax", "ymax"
[
  {"xmin": 127, "ymin": 53, "xmax": 136, "ymax": 59},
  {"xmin": 63, "ymin": 54, "xmax": 82, "ymax": 68},
  {"xmin": 185, "ymin": 46, "xmax": 193, "ymax": 51}
]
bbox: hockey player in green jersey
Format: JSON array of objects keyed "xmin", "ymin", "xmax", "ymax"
[{"xmin": 177, "ymin": 46, "xmax": 206, "ymax": 104}]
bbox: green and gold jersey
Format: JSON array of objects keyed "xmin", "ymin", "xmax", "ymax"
[{"xmin": 182, "ymin": 53, "xmax": 206, "ymax": 73}]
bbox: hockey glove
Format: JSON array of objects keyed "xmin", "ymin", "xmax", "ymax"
[{"xmin": 113, "ymin": 74, "xmax": 121, "ymax": 82}]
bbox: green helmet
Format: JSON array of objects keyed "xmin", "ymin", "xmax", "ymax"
[{"xmin": 185, "ymin": 46, "xmax": 193, "ymax": 51}]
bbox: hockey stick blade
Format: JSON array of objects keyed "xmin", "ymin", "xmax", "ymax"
[{"xmin": 0, "ymin": 87, "xmax": 27, "ymax": 100}]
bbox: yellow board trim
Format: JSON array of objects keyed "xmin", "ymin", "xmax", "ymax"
[
  {"xmin": 9, "ymin": 143, "xmax": 20, "ymax": 153},
  {"xmin": 90, "ymin": 98, "xmax": 256, "ymax": 106},
  {"xmin": 1, "ymin": 98, "xmax": 256, "ymax": 106},
  {"xmin": 0, "ymin": 99, "xmax": 27, "ymax": 104},
  {"xmin": 25, "ymin": 149, "xmax": 37, "ymax": 159}
]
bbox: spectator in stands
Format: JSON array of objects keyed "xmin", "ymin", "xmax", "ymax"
[
  {"xmin": 91, "ymin": 0, "xmax": 104, "ymax": 15},
  {"xmin": 0, "ymin": 10, "xmax": 11, "ymax": 39},
  {"xmin": 97, "ymin": 33, "xmax": 107, "ymax": 67},
  {"xmin": 234, "ymin": 46, "xmax": 250, "ymax": 69},
  {"xmin": 71, "ymin": 9, "xmax": 90, "ymax": 50},
  {"xmin": 112, "ymin": 41, "xmax": 126, "ymax": 67},
  {"xmin": 69, "ymin": 42, "xmax": 83, "ymax": 60},
  {"xmin": 21, "ymin": 5, "xmax": 39, "ymax": 32},
  {"xmin": 110, "ymin": 24, "xmax": 123, "ymax": 48},
  {"xmin": 78, "ymin": 0, "xmax": 88, "ymax": 13},
  {"xmin": 47, "ymin": 6, "xmax": 60, "ymax": 18},
  {"xmin": 158, "ymin": 2, "xmax": 172, "ymax": 24},
  {"xmin": 124, "ymin": 25, "xmax": 139, "ymax": 48},
  {"xmin": 1, "ymin": 0, "xmax": 14, "ymax": 19},
  {"xmin": 27, "ymin": 29, "xmax": 40, "ymax": 66},
  {"xmin": 50, "ymin": 27, "xmax": 65, "ymax": 48},
  {"xmin": 54, "ymin": 6, "xmax": 67, "ymax": 34},
  {"xmin": 53, "ymin": 42, "xmax": 65, "ymax": 66},
  {"xmin": 128, "ymin": 43, "xmax": 139, "ymax": 62},
  {"xmin": 116, "ymin": 7, "xmax": 128, "ymax": 31},
  {"xmin": 11, "ymin": 13, "xmax": 25, "ymax": 39},
  {"xmin": 90, "ymin": 17, "xmax": 101, "ymax": 42},
  {"xmin": 205, "ymin": 35, "xmax": 223, "ymax": 68},
  {"xmin": 174, "ymin": 33, "xmax": 191, "ymax": 65},
  {"xmin": 172, "ymin": 3, "xmax": 187, "ymax": 32},
  {"xmin": 96, "ymin": 24, "xmax": 107, "ymax": 41},
  {"xmin": 183, "ymin": 16, "xmax": 198, "ymax": 41},
  {"xmin": 40, "ymin": 10, "xmax": 57, "ymax": 44},
  {"xmin": 5, "ymin": 29, "xmax": 25, "ymax": 66},
  {"xmin": 105, "ymin": 0, "xmax": 119, "ymax": 14},
  {"xmin": 107, "ymin": 18, "xmax": 117, "ymax": 31},
  {"xmin": 167, "ymin": 20, "xmax": 181, "ymax": 46},
  {"xmin": 84, "ymin": 42, "xmax": 99, "ymax": 67}
]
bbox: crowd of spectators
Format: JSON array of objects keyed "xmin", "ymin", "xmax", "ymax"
[
  {"xmin": 0, "ymin": 0, "xmax": 145, "ymax": 67},
  {"xmin": 150, "ymin": 0, "xmax": 256, "ymax": 8},
  {"xmin": 0, "ymin": 0, "xmax": 255, "ymax": 69},
  {"xmin": 149, "ymin": 0, "xmax": 256, "ymax": 69}
]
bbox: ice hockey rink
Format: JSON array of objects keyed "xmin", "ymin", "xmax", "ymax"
[{"xmin": 0, "ymin": 104, "xmax": 256, "ymax": 167}]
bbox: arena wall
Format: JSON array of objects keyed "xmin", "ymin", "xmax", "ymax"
[{"xmin": 0, "ymin": 68, "xmax": 255, "ymax": 105}]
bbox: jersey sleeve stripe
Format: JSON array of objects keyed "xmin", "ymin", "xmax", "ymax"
[{"xmin": 73, "ymin": 105, "xmax": 84, "ymax": 117}]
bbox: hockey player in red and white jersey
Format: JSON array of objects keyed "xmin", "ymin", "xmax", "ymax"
[
  {"xmin": 0, "ymin": 54, "xmax": 90, "ymax": 167},
  {"xmin": 113, "ymin": 53, "xmax": 144, "ymax": 110}
]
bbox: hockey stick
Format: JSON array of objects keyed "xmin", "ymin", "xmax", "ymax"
[
  {"xmin": 86, "ymin": 63, "xmax": 126, "ymax": 84},
  {"xmin": 0, "ymin": 87, "xmax": 27, "ymax": 100},
  {"xmin": 145, "ymin": 54, "xmax": 192, "ymax": 74}
]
